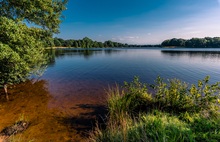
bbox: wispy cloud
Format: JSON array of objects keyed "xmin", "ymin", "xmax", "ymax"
[
  {"xmin": 111, "ymin": 36, "xmax": 141, "ymax": 43},
  {"xmin": 137, "ymin": 6, "xmax": 220, "ymax": 44}
]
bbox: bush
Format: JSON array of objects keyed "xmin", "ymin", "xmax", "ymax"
[
  {"xmin": 89, "ymin": 77, "xmax": 220, "ymax": 142},
  {"xmin": 108, "ymin": 76, "xmax": 220, "ymax": 117}
]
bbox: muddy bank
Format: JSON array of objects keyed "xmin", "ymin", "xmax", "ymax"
[{"xmin": 0, "ymin": 80, "xmax": 107, "ymax": 142}]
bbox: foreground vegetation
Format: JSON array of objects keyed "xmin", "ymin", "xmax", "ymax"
[
  {"xmin": 89, "ymin": 77, "xmax": 220, "ymax": 142},
  {"xmin": 0, "ymin": 0, "xmax": 67, "ymax": 100}
]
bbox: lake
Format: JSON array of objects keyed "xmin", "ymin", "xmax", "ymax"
[
  {"xmin": 43, "ymin": 47, "xmax": 220, "ymax": 113},
  {"xmin": 1, "ymin": 48, "xmax": 220, "ymax": 141},
  {"xmin": 44, "ymin": 48, "xmax": 220, "ymax": 94}
]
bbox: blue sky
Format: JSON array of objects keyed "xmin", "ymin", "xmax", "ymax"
[{"xmin": 56, "ymin": 0, "xmax": 220, "ymax": 44}]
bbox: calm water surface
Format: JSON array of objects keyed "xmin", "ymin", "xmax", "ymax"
[
  {"xmin": 42, "ymin": 47, "xmax": 220, "ymax": 107},
  {"xmin": 2, "ymin": 48, "xmax": 220, "ymax": 141}
]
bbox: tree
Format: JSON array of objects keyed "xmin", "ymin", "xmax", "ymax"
[
  {"xmin": 54, "ymin": 38, "xmax": 62, "ymax": 47},
  {"xmin": 0, "ymin": 0, "xmax": 67, "ymax": 100},
  {"xmin": 82, "ymin": 37, "xmax": 93, "ymax": 48},
  {"xmin": 92, "ymin": 41, "xmax": 99, "ymax": 48},
  {"xmin": 97, "ymin": 42, "xmax": 104, "ymax": 47},
  {"xmin": 104, "ymin": 40, "xmax": 114, "ymax": 47},
  {"xmin": 73, "ymin": 41, "xmax": 79, "ymax": 48},
  {"xmin": 0, "ymin": 43, "xmax": 28, "ymax": 100},
  {"xmin": 57, "ymin": 38, "xmax": 65, "ymax": 46},
  {"xmin": 161, "ymin": 37, "xmax": 220, "ymax": 48},
  {"xmin": 63, "ymin": 39, "xmax": 74, "ymax": 47}
]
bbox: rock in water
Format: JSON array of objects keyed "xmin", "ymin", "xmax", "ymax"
[{"xmin": 0, "ymin": 121, "xmax": 29, "ymax": 136}]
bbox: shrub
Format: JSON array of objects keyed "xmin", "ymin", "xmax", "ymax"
[
  {"xmin": 152, "ymin": 76, "xmax": 220, "ymax": 116},
  {"xmin": 89, "ymin": 76, "xmax": 220, "ymax": 142}
]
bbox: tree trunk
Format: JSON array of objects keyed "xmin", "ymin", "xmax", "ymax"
[{"xmin": 3, "ymin": 84, "xmax": 9, "ymax": 101}]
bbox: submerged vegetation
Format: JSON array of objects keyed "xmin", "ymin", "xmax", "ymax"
[{"xmin": 89, "ymin": 76, "xmax": 220, "ymax": 142}]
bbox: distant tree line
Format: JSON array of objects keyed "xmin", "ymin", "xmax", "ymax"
[
  {"xmin": 48, "ymin": 37, "xmax": 161, "ymax": 48},
  {"xmin": 53, "ymin": 37, "xmax": 126, "ymax": 48},
  {"xmin": 161, "ymin": 37, "xmax": 220, "ymax": 48}
]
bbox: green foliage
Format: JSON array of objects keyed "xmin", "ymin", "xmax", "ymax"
[
  {"xmin": 0, "ymin": 17, "xmax": 47, "ymax": 86},
  {"xmin": 161, "ymin": 37, "xmax": 220, "ymax": 48},
  {"xmin": 107, "ymin": 76, "xmax": 220, "ymax": 119},
  {"xmin": 90, "ymin": 111, "xmax": 220, "ymax": 142},
  {"xmin": 0, "ymin": 0, "xmax": 67, "ymax": 33},
  {"xmin": 0, "ymin": 0, "xmax": 67, "ymax": 95},
  {"xmin": 190, "ymin": 117, "xmax": 220, "ymax": 142},
  {"xmin": 152, "ymin": 76, "xmax": 220, "ymax": 115},
  {"xmin": 90, "ymin": 77, "xmax": 220, "ymax": 142},
  {"xmin": 107, "ymin": 76, "xmax": 220, "ymax": 118},
  {"xmin": 0, "ymin": 43, "xmax": 28, "ymax": 85},
  {"xmin": 122, "ymin": 77, "xmax": 153, "ymax": 113},
  {"xmin": 51, "ymin": 37, "xmax": 162, "ymax": 48},
  {"xmin": 90, "ymin": 112, "xmax": 194, "ymax": 142},
  {"xmin": 52, "ymin": 37, "xmax": 128, "ymax": 48},
  {"xmin": 107, "ymin": 78, "xmax": 153, "ymax": 121}
]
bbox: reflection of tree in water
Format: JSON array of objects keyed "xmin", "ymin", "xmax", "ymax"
[
  {"xmin": 104, "ymin": 48, "xmax": 122, "ymax": 56},
  {"xmin": 82, "ymin": 49, "xmax": 94, "ymax": 59},
  {"xmin": 45, "ymin": 49, "xmax": 56, "ymax": 67},
  {"xmin": 46, "ymin": 48, "xmax": 123, "ymax": 66},
  {"xmin": 161, "ymin": 50, "xmax": 220, "ymax": 59}
]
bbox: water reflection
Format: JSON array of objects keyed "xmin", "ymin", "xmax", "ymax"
[
  {"xmin": 46, "ymin": 48, "xmax": 122, "ymax": 66},
  {"xmin": 161, "ymin": 50, "xmax": 220, "ymax": 59}
]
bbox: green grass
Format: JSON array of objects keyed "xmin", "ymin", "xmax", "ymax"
[{"xmin": 89, "ymin": 76, "xmax": 220, "ymax": 142}]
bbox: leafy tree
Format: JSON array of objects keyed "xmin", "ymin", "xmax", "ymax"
[
  {"xmin": 0, "ymin": 0, "xmax": 67, "ymax": 100},
  {"xmin": 82, "ymin": 37, "xmax": 93, "ymax": 48},
  {"xmin": 52, "ymin": 37, "xmax": 139, "ymax": 48},
  {"xmin": 0, "ymin": 43, "xmax": 28, "ymax": 100},
  {"xmin": 54, "ymin": 37, "xmax": 62, "ymax": 47},
  {"xmin": 162, "ymin": 37, "xmax": 220, "ymax": 48},
  {"xmin": 56, "ymin": 38, "xmax": 65, "ymax": 46},
  {"xmin": 73, "ymin": 41, "xmax": 79, "ymax": 48},
  {"xmin": 161, "ymin": 39, "xmax": 171, "ymax": 47},
  {"xmin": 92, "ymin": 41, "xmax": 99, "ymax": 48},
  {"xmin": 0, "ymin": 0, "xmax": 67, "ymax": 33},
  {"xmin": 104, "ymin": 40, "xmax": 114, "ymax": 47},
  {"xmin": 97, "ymin": 42, "xmax": 104, "ymax": 48},
  {"xmin": 63, "ymin": 39, "xmax": 74, "ymax": 47}
]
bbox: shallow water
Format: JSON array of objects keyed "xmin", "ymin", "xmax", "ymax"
[
  {"xmin": 1, "ymin": 47, "xmax": 220, "ymax": 141},
  {"xmin": 0, "ymin": 80, "xmax": 106, "ymax": 141}
]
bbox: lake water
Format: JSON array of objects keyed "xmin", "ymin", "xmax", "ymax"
[
  {"xmin": 42, "ymin": 47, "xmax": 220, "ymax": 108},
  {"xmin": 2, "ymin": 48, "xmax": 220, "ymax": 141},
  {"xmin": 45, "ymin": 48, "xmax": 220, "ymax": 84}
]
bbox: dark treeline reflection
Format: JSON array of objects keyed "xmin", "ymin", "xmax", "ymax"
[
  {"xmin": 161, "ymin": 50, "xmax": 220, "ymax": 59},
  {"xmin": 46, "ymin": 48, "xmax": 122, "ymax": 66}
]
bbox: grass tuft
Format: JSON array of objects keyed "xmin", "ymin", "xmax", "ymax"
[{"xmin": 89, "ymin": 76, "xmax": 220, "ymax": 142}]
